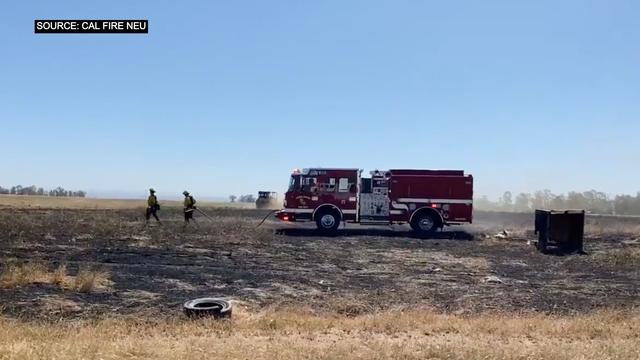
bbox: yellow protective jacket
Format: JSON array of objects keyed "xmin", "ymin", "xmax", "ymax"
[
  {"xmin": 184, "ymin": 195, "xmax": 196, "ymax": 209},
  {"xmin": 147, "ymin": 195, "xmax": 158, "ymax": 207}
]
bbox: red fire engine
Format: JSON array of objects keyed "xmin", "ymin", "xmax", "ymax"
[{"xmin": 276, "ymin": 168, "xmax": 473, "ymax": 234}]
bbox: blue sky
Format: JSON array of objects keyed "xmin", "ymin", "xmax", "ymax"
[{"xmin": 1, "ymin": 1, "xmax": 638, "ymax": 199}]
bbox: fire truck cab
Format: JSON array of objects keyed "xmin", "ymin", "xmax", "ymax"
[{"xmin": 276, "ymin": 168, "xmax": 473, "ymax": 234}]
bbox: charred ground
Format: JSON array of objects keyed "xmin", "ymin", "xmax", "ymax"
[{"xmin": 0, "ymin": 207, "xmax": 638, "ymax": 320}]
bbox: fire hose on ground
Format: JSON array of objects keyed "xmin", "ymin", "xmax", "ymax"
[
  {"xmin": 256, "ymin": 209, "xmax": 279, "ymax": 228},
  {"xmin": 194, "ymin": 207, "xmax": 215, "ymax": 221},
  {"xmin": 144, "ymin": 207, "xmax": 277, "ymax": 227},
  {"xmin": 196, "ymin": 207, "xmax": 278, "ymax": 228}
]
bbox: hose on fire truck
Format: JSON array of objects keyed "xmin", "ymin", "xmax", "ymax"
[{"xmin": 256, "ymin": 210, "xmax": 278, "ymax": 228}]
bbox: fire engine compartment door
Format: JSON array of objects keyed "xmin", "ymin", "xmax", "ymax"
[{"xmin": 359, "ymin": 193, "xmax": 390, "ymax": 219}]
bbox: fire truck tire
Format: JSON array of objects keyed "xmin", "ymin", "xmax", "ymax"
[
  {"xmin": 410, "ymin": 211, "xmax": 439, "ymax": 235},
  {"xmin": 315, "ymin": 209, "xmax": 341, "ymax": 232},
  {"xmin": 183, "ymin": 298, "xmax": 232, "ymax": 318}
]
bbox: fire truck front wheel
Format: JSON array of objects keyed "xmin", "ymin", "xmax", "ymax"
[{"xmin": 315, "ymin": 209, "xmax": 341, "ymax": 232}]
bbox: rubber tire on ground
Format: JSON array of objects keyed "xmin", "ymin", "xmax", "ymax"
[
  {"xmin": 315, "ymin": 209, "xmax": 341, "ymax": 233},
  {"xmin": 183, "ymin": 298, "xmax": 232, "ymax": 318},
  {"xmin": 410, "ymin": 211, "xmax": 439, "ymax": 235}
]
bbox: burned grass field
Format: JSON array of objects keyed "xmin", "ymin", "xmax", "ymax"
[
  {"xmin": 0, "ymin": 207, "xmax": 639, "ymax": 359},
  {"xmin": 1, "ymin": 207, "xmax": 639, "ymax": 318}
]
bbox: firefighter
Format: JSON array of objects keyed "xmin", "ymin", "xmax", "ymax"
[
  {"xmin": 183, "ymin": 190, "xmax": 197, "ymax": 225},
  {"xmin": 145, "ymin": 188, "xmax": 161, "ymax": 224}
]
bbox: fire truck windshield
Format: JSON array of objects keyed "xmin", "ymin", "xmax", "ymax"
[{"xmin": 288, "ymin": 175, "xmax": 300, "ymax": 191}]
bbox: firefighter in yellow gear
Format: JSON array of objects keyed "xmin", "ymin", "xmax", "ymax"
[
  {"xmin": 183, "ymin": 190, "xmax": 197, "ymax": 224},
  {"xmin": 145, "ymin": 188, "xmax": 161, "ymax": 223}
]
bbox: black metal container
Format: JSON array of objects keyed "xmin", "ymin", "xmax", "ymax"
[{"xmin": 534, "ymin": 209, "xmax": 585, "ymax": 253}]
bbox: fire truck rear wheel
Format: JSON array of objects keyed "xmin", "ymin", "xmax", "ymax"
[
  {"xmin": 315, "ymin": 209, "xmax": 341, "ymax": 232},
  {"xmin": 411, "ymin": 212, "xmax": 439, "ymax": 235}
]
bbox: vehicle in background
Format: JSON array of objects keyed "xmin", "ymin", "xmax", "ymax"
[{"xmin": 256, "ymin": 191, "xmax": 279, "ymax": 209}]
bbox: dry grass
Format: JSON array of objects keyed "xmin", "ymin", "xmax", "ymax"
[
  {"xmin": 0, "ymin": 207, "xmax": 273, "ymax": 250},
  {"xmin": 473, "ymin": 211, "xmax": 640, "ymax": 236},
  {"xmin": 0, "ymin": 262, "xmax": 51, "ymax": 288},
  {"xmin": 592, "ymin": 247, "xmax": 640, "ymax": 271},
  {"xmin": 0, "ymin": 308, "xmax": 638, "ymax": 359},
  {"xmin": 586, "ymin": 222, "xmax": 640, "ymax": 235},
  {"xmin": 0, "ymin": 194, "xmax": 254, "ymax": 210},
  {"xmin": 0, "ymin": 262, "xmax": 110, "ymax": 292},
  {"xmin": 51, "ymin": 264, "xmax": 67, "ymax": 286},
  {"xmin": 73, "ymin": 267, "xmax": 111, "ymax": 293}
]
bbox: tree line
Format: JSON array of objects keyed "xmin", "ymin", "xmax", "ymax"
[
  {"xmin": 0, "ymin": 185, "xmax": 86, "ymax": 198},
  {"xmin": 229, "ymin": 194, "xmax": 256, "ymax": 203},
  {"xmin": 475, "ymin": 190, "xmax": 640, "ymax": 215}
]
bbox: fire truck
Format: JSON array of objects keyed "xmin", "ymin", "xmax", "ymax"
[{"xmin": 276, "ymin": 168, "xmax": 473, "ymax": 234}]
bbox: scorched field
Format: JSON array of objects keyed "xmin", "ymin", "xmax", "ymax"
[{"xmin": 0, "ymin": 202, "xmax": 639, "ymax": 359}]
